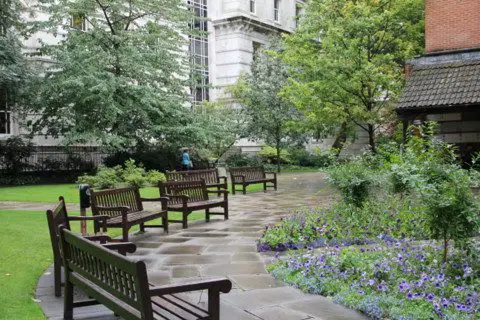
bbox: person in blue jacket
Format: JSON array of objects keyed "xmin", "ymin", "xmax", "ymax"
[{"xmin": 181, "ymin": 148, "xmax": 193, "ymax": 170}]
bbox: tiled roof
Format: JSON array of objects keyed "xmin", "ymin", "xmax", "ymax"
[{"xmin": 397, "ymin": 60, "xmax": 480, "ymax": 110}]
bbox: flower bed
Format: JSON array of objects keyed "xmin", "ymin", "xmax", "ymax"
[
  {"xmin": 258, "ymin": 199, "xmax": 428, "ymax": 252},
  {"xmin": 268, "ymin": 238, "xmax": 479, "ymax": 319}
]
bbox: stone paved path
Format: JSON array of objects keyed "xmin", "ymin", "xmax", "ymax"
[{"xmin": 35, "ymin": 172, "xmax": 367, "ymax": 320}]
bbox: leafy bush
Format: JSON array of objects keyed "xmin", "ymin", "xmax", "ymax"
[
  {"xmin": 77, "ymin": 159, "xmax": 166, "ymax": 189},
  {"xmin": 421, "ymin": 164, "xmax": 479, "ymax": 262},
  {"xmin": 0, "ymin": 137, "xmax": 34, "ymax": 173},
  {"xmin": 147, "ymin": 170, "xmax": 167, "ymax": 185},
  {"xmin": 258, "ymin": 146, "xmax": 292, "ymax": 164},
  {"xmin": 225, "ymin": 153, "xmax": 262, "ymax": 167},
  {"xmin": 327, "ymin": 160, "xmax": 375, "ymax": 207},
  {"xmin": 289, "ymin": 147, "xmax": 338, "ymax": 168}
]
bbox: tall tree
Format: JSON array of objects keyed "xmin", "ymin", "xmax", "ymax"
[
  {"xmin": 0, "ymin": 0, "xmax": 29, "ymax": 127},
  {"xmin": 231, "ymin": 39, "xmax": 306, "ymax": 172},
  {"xmin": 26, "ymin": 0, "xmax": 195, "ymax": 149},
  {"xmin": 282, "ymin": 0, "xmax": 424, "ymax": 153},
  {"xmin": 192, "ymin": 101, "xmax": 249, "ymax": 163}
]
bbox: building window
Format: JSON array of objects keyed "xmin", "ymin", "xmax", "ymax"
[
  {"xmin": 250, "ymin": 0, "xmax": 255, "ymax": 13},
  {"xmin": 274, "ymin": 0, "xmax": 280, "ymax": 21},
  {"xmin": 0, "ymin": 110, "xmax": 11, "ymax": 134},
  {"xmin": 71, "ymin": 14, "xmax": 86, "ymax": 31},
  {"xmin": 188, "ymin": 0, "xmax": 209, "ymax": 106},
  {"xmin": 294, "ymin": 3, "xmax": 302, "ymax": 28},
  {"xmin": 252, "ymin": 41, "xmax": 262, "ymax": 60}
]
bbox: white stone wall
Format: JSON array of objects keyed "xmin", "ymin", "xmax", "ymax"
[{"xmin": 208, "ymin": 0, "xmax": 303, "ymax": 101}]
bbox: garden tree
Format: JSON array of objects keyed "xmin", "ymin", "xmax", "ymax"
[
  {"xmin": 192, "ymin": 101, "xmax": 248, "ymax": 163},
  {"xmin": 26, "ymin": 0, "xmax": 196, "ymax": 149},
  {"xmin": 281, "ymin": 0, "xmax": 424, "ymax": 153},
  {"xmin": 0, "ymin": 0, "xmax": 30, "ymax": 118},
  {"xmin": 231, "ymin": 39, "xmax": 306, "ymax": 172}
]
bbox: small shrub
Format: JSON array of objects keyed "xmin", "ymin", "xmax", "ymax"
[
  {"xmin": 258, "ymin": 146, "xmax": 292, "ymax": 164},
  {"xmin": 422, "ymin": 164, "xmax": 479, "ymax": 262},
  {"xmin": 327, "ymin": 161, "xmax": 374, "ymax": 207},
  {"xmin": 147, "ymin": 170, "xmax": 166, "ymax": 185},
  {"xmin": 77, "ymin": 159, "xmax": 167, "ymax": 189},
  {"xmin": 225, "ymin": 153, "xmax": 262, "ymax": 167},
  {"xmin": 0, "ymin": 136, "xmax": 34, "ymax": 173}
]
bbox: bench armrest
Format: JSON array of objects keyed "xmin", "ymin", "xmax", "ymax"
[
  {"xmin": 149, "ymin": 278, "xmax": 232, "ymax": 296},
  {"xmin": 140, "ymin": 196, "xmax": 170, "ymax": 202},
  {"xmin": 68, "ymin": 215, "xmax": 109, "ymax": 222},
  {"xmin": 84, "ymin": 235, "xmax": 112, "ymax": 243},
  {"xmin": 102, "ymin": 242, "xmax": 137, "ymax": 254}
]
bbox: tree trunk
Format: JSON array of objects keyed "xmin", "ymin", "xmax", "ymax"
[
  {"xmin": 368, "ymin": 124, "xmax": 376, "ymax": 153},
  {"xmin": 332, "ymin": 121, "xmax": 348, "ymax": 157},
  {"xmin": 276, "ymin": 139, "xmax": 281, "ymax": 173}
]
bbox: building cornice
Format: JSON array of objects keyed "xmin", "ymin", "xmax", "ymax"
[{"xmin": 212, "ymin": 15, "xmax": 290, "ymax": 35}]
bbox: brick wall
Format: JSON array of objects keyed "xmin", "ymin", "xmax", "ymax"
[{"xmin": 426, "ymin": 0, "xmax": 480, "ymax": 53}]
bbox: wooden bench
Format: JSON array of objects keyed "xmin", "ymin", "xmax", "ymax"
[
  {"xmin": 159, "ymin": 180, "xmax": 228, "ymax": 229},
  {"xmin": 166, "ymin": 168, "xmax": 228, "ymax": 195},
  {"xmin": 46, "ymin": 196, "xmax": 136, "ymax": 297},
  {"xmin": 90, "ymin": 187, "xmax": 169, "ymax": 242},
  {"xmin": 60, "ymin": 228, "xmax": 232, "ymax": 320},
  {"xmin": 229, "ymin": 166, "xmax": 277, "ymax": 194}
]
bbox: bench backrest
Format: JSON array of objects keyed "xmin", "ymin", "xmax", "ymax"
[
  {"xmin": 46, "ymin": 196, "xmax": 70, "ymax": 266},
  {"xmin": 90, "ymin": 187, "xmax": 143, "ymax": 217},
  {"xmin": 229, "ymin": 166, "xmax": 265, "ymax": 181},
  {"xmin": 166, "ymin": 168, "xmax": 219, "ymax": 185},
  {"xmin": 159, "ymin": 180, "xmax": 208, "ymax": 205},
  {"xmin": 60, "ymin": 228, "xmax": 151, "ymax": 319}
]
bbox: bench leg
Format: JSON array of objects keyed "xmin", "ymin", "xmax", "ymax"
[
  {"xmin": 54, "ymin": 259, "xmax": 61, "ymax": 297},
  {"xmin": 232, "ymin": 183, "xmax": 236, "ymax": 195},
  {"xmin": 263, "ymin": 182, "xmax": 267, "ymax": 192},
  {"xmin": 208, "ymin": 288, "xmax": 221, "ymax": 320},
  {"xmin": 162, "ymin": 216, "xmax": 169, "ymax": 234},
  {"xmin": 182, "ymin": 212, "xmax": 189, "ymax": 229},
  {"xmin": 139, "ymin": 222, "xmax": 145, "ymax": 233},
  {"xmin": 217, "ymin": 186, "xmax": 221, "ymax": 197},
  {"xmin": 206, "ymin": 208, "xmax": 210, "ymax": 222},
  {"xmin": 243, "ymin": 184, "xmax": 246, "ymax": 195},
  {"xmin": 224, "ymin": 202, "xmax": 229, "ymax": 220},
  {"xmin": 64, "ymin": 279, "xmax": 74, "ymax": 320},
  {"xmin": 122, "ymin": 227, "xmax": 129, "ymax": 242}
]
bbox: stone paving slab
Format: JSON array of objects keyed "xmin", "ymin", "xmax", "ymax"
[{"xmin": 33, "ymin": 172, "xmax": 367, "ymax": 319}]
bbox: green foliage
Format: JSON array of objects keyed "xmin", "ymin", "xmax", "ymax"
[
  {"xmin": 0, "ymin": 136, "xmax": 34, "ymax": 173},
  {"xmin": 192, "ymin": 102, "xmax": 249, "ymax": 162},
  {"xmin": 225, "ymin": 153, "xmax": 262, "ymax": 168},
  {"xmin": 422, "ymin": 164, "xmax": 479, "ymax": 262},
  {"xmin": 327, "ymin": 160, "xmax": 374, "ymax": 207},
  {"xmin": 77, "ymin": 159, "xmax": 165, "ymax": 189},
  {"xmin": 146, "ymin": 170, "xmax": 166, "ymax": 185},
  {"xmin": 230, "ymin": 37, "xmax": 307, "ymax": 171},
  {"xmin": 26, "ymin": 0, "xmax": 195, "ymax": 149},
  {"xmin": 0, "ymin": 0, "xmax": 30, "ymax": 113},
  {"xmin": 282, "ymin": 0, "xmax": 425, "ymax": 152},
  {"xmin": 258, "ymin": 146, "xmax": 292, "ymax": 164},
  {"xmin": 103, "ymin": 144, "xmax": 180, "ymax": 171}
]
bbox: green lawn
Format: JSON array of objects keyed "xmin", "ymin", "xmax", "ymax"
[
  {"xmin": 0, "ymin": 183, "xmax": 266, "ymax": 203},
  {"xmin": 0, "ymin": 209, "xmax": 204, "ymax": 319}
]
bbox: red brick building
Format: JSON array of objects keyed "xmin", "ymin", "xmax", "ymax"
[{"xmin": 397, "ymin": 0, "xmax": 480, "ymax": 162}]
